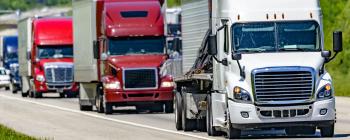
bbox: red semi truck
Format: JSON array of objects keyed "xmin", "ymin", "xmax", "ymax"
[
  {"xmin": 73, "ymin": 0, "xmax": 174, "ymax": 114},
  {"xmin": 18, "ymin": 17, "xmax": 79, "ymax": 98}
]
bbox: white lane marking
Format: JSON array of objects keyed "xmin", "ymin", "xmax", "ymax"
[{"xmin": 0, "ymin": 94, "xmax": 216, "ymax": 140}]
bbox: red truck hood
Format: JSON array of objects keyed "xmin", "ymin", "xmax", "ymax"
[
  {"xmin": 38, "ymin": 58, "xmax": 73, "ymax": 67},
  {"xmin": 107, "ymin": 54, "xmax": 167, "ymax": 68}
]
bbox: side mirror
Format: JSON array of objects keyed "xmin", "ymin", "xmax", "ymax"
[
  {"xmin": 93, "ymin": 40, "xmax": 100, "ymax": 59},
  {"xmin": 208, "ymin": 35, "xmax": 217, "ymax": 55},
  {"xmin": 101, "ymin": 53, "xmax": 108, "ymax": 61},
  {"xmin": 232, "ymin": 53, "xmax": 242, "ymax": 60},
  {"xmin": 174, "ymin": 38, "xmax": 181, "ymax": 52},
  {"xmin": 321, "ymin": 51, "xmax": 331, "ymax": 58},
  {"xmin": 333, "ymin": 31, "xmax": 343, "ymax": 53},
  {"xmin": 26, "ymin": 51, "xmax": 31, "ymax": 60}
]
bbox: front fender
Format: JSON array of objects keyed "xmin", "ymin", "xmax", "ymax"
[{"xmin": 225, "ymin": 72, "xmax": 253, "ymax": 101}]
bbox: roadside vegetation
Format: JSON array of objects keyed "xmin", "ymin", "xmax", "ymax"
[
  {"xmin": 321, "ymin": 0, "xmax": 350, "ymax": 96},
  {"xmin": 0, "ymin": 124, "xmax": 37, "ymax": 140}
]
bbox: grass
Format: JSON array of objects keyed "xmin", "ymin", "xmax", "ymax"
[
  {"xmin": 0, "ymin": 124, "xmax": 37, "ymax": 140},
  {"xmin": 321, "ymin": 0, "xmax": 350, "ymax": 96}
]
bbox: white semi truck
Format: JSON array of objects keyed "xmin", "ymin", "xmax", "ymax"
[{"xmin": 172, "ymin": 0, "xmax": 342, "ymax": 138}]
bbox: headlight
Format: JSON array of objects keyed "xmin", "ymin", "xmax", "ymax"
[
  {"xmin": 36, "ymin": 75, "xmax": 45, "ymax": 82},
  {"xmin": 317, "ymin": 84, "xmax": 333, "ymax": 100},
  {"xmin": 233, "ymin": 86, "xmax": 252, "ymax": 103},
  {"xmin": 161, "ymin": 81, "xmax": 174, "ymax": 88},
  {"xmin": 104, "ymin": 81, "xmax": 121, "ymax": 90}
]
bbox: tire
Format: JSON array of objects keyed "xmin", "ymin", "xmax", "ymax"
[
  {"xmin": 197, "ymin": 118, "xmax": 207, "ymax": 132},
  {"xmin": 5, "ymin": 87, "xmax": 10, "ymax": 91},
  {"xmin": 150, "ymin": 103, "xmax": 164, "ymax": 113},
  {"xmin": 175, "ymin": 91, "xmax": 183, "ymax": 130},
  {"xmin": 181, "ymin": 88, "xmax": 197, "ymax": 131},
  {"xmin": 207, "ymin": 93, "xmax": 221, "ymax": 136},
  {"xmin": 286, "ymin": 126, "xmax": 316, "ymax": 136},
  {"xmin": 164, "ymin": 101, "xmax": 174, "ymax": 113},
  {"xmin": 21, "ymin": 91, "xmax": 28, "ymax": 97},
  {"xmin": 227, "ymin": 123, "xmax": 241, "ymax": 139},
  {"xmin": 66, "ymin": 91, "xmax": 78, "ymax": 98},
  {"xmin": 34, "ymin": 91, "xmax": 42, "ymax": 98},
  {"xmin": 79, "ymin": 99, "xmax": 93, "ymax": 111},
  {"xmin": 59, "ymin": 92, "xmax": 65, "ymax": 98},
  {"xmin": 10, "ymin": 84, "xmax": 17, "ymax": 94},
  {"xmin": 320, "ymin": 124, "xmax": 334, "ymax": 137},
  {"xmin": 95, "ymin": 93, "xmax": 104, "ymax": 113},
  {"xmin": 104, "ymin": 102, "xmax": 113, "ymax": 115}
]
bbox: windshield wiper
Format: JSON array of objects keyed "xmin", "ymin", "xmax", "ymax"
[
  {"xmin": 279, "ymin": 48, "xmax": 314, "ymax": 52},
  {"xmin": 237, "ymin": 49, "xmax": 266, "ymax": 53}
]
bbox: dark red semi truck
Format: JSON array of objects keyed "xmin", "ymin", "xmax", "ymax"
[
  {"xmin": 73, "ymin": 0, "xmax": 174, "ymax": 114},
  {"xmin": 18, "ymin": 17, "xmax": 79, "ymax": 98}
]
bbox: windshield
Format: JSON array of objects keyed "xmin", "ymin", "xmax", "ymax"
[
  {"xmin": 0, "ymin": 70, "xmax": 6, "ymax": 75},
  {"xmin": 232, "ymin": 21, "xmax": 320, "ymax": 53},
  {"xmin": 108, "ymin": 37, "xmax": 164, "ymax": 55},
  {"xmin": 6, "ymin": 52, "xmax": 18, "ymax": 61},
  {"xmin": 37, "ymin": 45, "xmax": 73, "ymax": 59}
]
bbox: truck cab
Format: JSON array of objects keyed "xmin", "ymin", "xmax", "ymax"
[
  {"xmin": 73, "ymin": 0, "xmax": 174, "ymax": 114},
  {"xmin": 18, "ymin": 17, "xmax": 79, "ymax": 98},
  {"xmin": 174, "ymin": 0, "xmax": 342, "ymax": 138},
  {"xmin": 1, "ymin": 36, "xmax": 21, "ymax": 93}
]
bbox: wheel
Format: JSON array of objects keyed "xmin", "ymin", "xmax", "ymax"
[
  {"xmin": 33, "ymin": 91, "xmax": 42, "ymax": 98},
  {"xmin": 104, "ymin": 102, "xmax": 113, "ymax": 115},
  {"xmin": 21, "ymin": 91, "xmax": 28, "ymax": 97},
  {"xmin": 10, "ymin": 84, "xmax": 17, "ymax": 94},
  {"xmin": 66, "ymin": 91, "xmax": 78, "ymax": 98},
  {"xmin": 175, "ymin": 91, "xmax": 183, "ymax": 130},
  {"xmin": 197, "ymin": 118, "xmax": 207, "ymax": 132},
  {"xmin": 95, "ymin": 93, "xmax": 104, "ymax": 113},
  {"xmin": 5, "ymin": 86, "xmax": 10, "ymax": 91},
  {"xmin": 227, "ymin": 123, "xmax": 241, "ymax": 139},
  {"xmin": 207, "ymin": 93, "xmax": 221, "ymax": 136},
  {"xmin": 286, "ymin": 126, "xmax": 316, "ymax": 136},
  {"xmin": 79, "ymin": 99, "xmax": 93, "ymax": 111},
  {"xmin": 59, "ymin": 92, "xmax": 65, "ymax": 98},
  {"xmin": 181, "ymin": 88, "xmax": 197, "ymax": 131},
  {"xmin": 164, "ymin": 101, "xmax": 174, "ymax": 113},
  {"xmin": 320, "ymin": 124, "xmax": 334, "ymax": 137},
  {"xmin": 150, "ymin": 103, "xmax": 164, "ymax": 113}
]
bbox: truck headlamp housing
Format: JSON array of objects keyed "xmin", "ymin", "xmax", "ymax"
[
  {"xmin": 317, "ymin": 84, "xmax": 333, "ymax": 100},
  {"xmin": 233, "ymin": 86, "xmax": 252, "ymax": 103},
  {"xmin": 104, "ymin": 81, "xmax": 121, "ymax": 90},
  {"xmin": 36, "ymin": 75, "xmax": 45, "ymax": 82},
  {"xmin": 161, "ymin": 81, "xmax": 174, "ymax": 88}
]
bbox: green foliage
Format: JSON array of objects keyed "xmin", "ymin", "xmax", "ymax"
[
  {"xmin": 0, "ymin": 0, "xmax": 71, "ymax": 11},
  {"xmin": 321, "ymin": 0, "xmax": 350, "ymax": 96},
  {"xmin": 0, "ymin": 124, "xmax": 37, "ymax": 140},
  {"xmin": 168, "ymin": 0, "xmax": 181, "ymax": 7}
]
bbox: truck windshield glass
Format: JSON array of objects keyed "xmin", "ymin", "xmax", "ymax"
[
  {"xmin": 232, "ymin": 21, "xmax": 320, "ymax": 53},
  {"xmin": 6, "ymin": 53, "xmax": 18, "ymax": 61},
  {"xmin": 37, "ymin": 45, "xmax": 73, "ymax": 59},
  {"xmin": 108, "ymin": 37, "xmax": 164, "ymax": 55}
]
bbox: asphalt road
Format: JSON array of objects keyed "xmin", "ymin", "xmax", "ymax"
[{"xmin": 0, "ymin": 90, "xmax": 349, "ymax": 140}]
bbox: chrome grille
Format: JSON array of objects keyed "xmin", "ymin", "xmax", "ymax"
[
  {"xmin": 45, "ymin": 63, "xmax": 73, "ymax": 84},
  {"xmin": 253, "ymin": 67, "xmax": 314, "ymax": 103},
  {"xmin": 123, "ymin": 68, "xmax": 158, "ymax": 90}
]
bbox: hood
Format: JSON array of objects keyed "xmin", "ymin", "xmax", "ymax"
[
  {"xmin": 231, "ymin": 52, "xmax": 324, "ymax": 77},
  {"xmin": 108, "ymin": 54, "xmax": 167, "ymax": 68},
  {"xmin": 38, "ymin": 58, "xmax": 73, "ymax": 68}
]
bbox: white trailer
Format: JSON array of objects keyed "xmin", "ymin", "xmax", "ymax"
[
  {"xmin": 18, "ymin": 18, "xmax": 33, "ymax": 97},
  {"xmin": 174, "ymin": 0, "xmax": 342, "ymax": 138}
]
